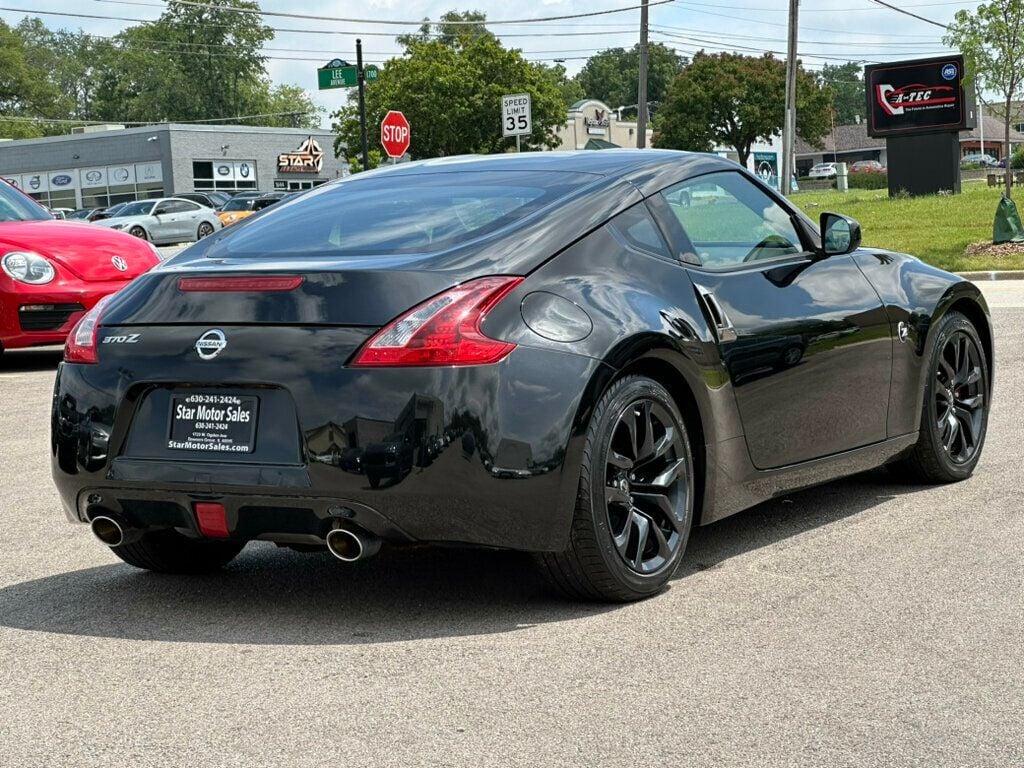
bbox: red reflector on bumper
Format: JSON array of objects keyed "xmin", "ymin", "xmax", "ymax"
[
  {"xmin": 194, "ymin": 502, "xmax": 230, "ymax": 538},
  {"xmin": 178, "ymin": 276, "xmax": 304, "ymax": 292}
]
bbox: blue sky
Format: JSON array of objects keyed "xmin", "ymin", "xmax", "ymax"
[{"xmin": 0, "ymin": 0, "xmax": 976, "ymax": 125}]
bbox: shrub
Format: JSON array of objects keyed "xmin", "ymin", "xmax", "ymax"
[
  {"xmin": 1011, "ymin": 147, "xmax": 1024, "ymax": 169},
  {"xmin": 849, "ymin": 171, "xmax": 888, "ymax": 190}
]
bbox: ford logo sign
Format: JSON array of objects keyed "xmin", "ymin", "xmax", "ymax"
[
  {"xmin": 51, "ymin": 174, "xmax": 72, "ymax": 187},
  {"xmin": 195, "ymin": 329, "xmax": 227, "ymax": 360},
  {"xmin": 942, "ymin": 63, "xmax": 958, "ymax": 81}
]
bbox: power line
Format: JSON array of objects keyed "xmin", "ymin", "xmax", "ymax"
[
  {"xmin": 0, "ymin": 111, "xmax": 311, "ymax": 125},
  {"xmin": 866, "ymin": 0, "xmax": 951, "ymax": 29},
  {"xmin": 95, "ymin": 0, "xmax": 676, "ymax": 26}
]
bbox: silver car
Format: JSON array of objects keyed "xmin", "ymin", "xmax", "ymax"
[{"xmin": 94, "ymin": 198, "xmax": 222, "ymax": 244}]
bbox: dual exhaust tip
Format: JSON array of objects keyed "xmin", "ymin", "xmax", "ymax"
[{"xmin": 89, "ymin": 512, "xmax": 381, "ymax": 563}]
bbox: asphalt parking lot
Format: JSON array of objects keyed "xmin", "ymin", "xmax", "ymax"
[{"xmin": 0, "ymin": 282, "xmax": 1021, "ymax": 768}]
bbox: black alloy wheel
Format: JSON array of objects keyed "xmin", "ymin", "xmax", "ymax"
[
  {"xmin": 197, "ymin": 222, "xmax": 214, "ymax": 239},
  {"xmin": 128, "ymin": 225, "xmax": 147, "ymax": 240},
  {"xmin": 605, "ymin": 398, "xmax": 689, "ymax": 575},
  {"xmin": 537, "ymin": 375, "xmax": 694, "ymax": 602},
  {"xmin": 892, "ymin": 311, "xmax": 989, "ymax": 483},
  {"xmin": 933, "ymin": 329, "xmax": 985, "ymax": 464}
]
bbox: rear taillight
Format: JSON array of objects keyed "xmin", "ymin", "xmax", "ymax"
[
  {"xmin": 64, "ymin": 295, "xmax": 113, "ymax": 364},
  {"xmin": 351, "ymin": 276, "xmax": 524, "ymax": 367},
  {"xmin": 178, "ymin": 276, "xmax": 304, "ymax": 292}
]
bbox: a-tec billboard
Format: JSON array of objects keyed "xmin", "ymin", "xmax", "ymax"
[{"xmin": 865, "ymin": 55, "xmax": 973, "ymax": 138}]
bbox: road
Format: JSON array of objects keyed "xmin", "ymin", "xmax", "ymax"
[{"xmin": 0, "ymin": 283, "xmax": 1021, "ymax": 767}]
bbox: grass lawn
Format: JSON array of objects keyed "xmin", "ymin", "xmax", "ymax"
[{"xmin": 790, "ymin": 182, "xmax": 1024, "ymax": 272}]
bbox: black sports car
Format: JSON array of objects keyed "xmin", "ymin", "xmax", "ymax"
[{"xmin": 51, "ymin": 151, "xmax": 993, "ymax": 601}]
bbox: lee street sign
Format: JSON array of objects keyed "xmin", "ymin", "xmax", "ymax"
[
  {"xmin": 318, "ymin": 63, "xmax": 379, "ymax": 90},
  {"xmin": 502, "ymin": 93, "xmax": 532, "ymax": 138}
]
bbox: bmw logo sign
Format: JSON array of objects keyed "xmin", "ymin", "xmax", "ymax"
[
  {"xmin": 195, "ymin": 329, "xmax": 227, "ymax": 360},
  {"xmin": 239, "ymin": 163, "xmax": 250, "ymax": 178},
  {"xmin": 942, "ymin": 63, "xmax": 958, "ymax": 80}
]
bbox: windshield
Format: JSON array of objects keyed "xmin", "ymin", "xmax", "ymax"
[
  {"xmin": 67, "ymin": 209, "xmax": 93, "ymax": 219},
  {"xmin": 0, "ymin": 181, "xmax": 52, "ymax": 222},
  {"xmin": 222, "ymin": 198, "xmax": 255, "ymax": 212},
  {"xmin": 114, "ymin": 201, "xmax": 155, "ymax": 217},
  {"xmin": 218, "ymin": 170, "xmax": 591, "ymax": 258}
]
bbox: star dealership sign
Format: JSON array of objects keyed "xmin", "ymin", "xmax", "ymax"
[{"xmin": 277, "ymin": 136, "xmax": 325, "ymax": 173}]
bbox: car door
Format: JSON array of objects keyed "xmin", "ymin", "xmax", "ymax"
[
  {"xmin": 174, "ymin": 200, "xmax": 204, "ymax": 239},
  {"xmin": 651, "ymin": 170, "xmax": 892, "ymax": 469},
  {"xmin": 149, "ymin": 201, "xmax": 177, "ymax": 242}
]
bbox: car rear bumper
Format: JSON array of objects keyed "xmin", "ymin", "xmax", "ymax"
[{"xmin": 51, "ymin": 341, "xmax": 610, "ymax": 552}]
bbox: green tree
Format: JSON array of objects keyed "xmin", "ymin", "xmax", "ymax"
[
  {"xmin": 574, "ymin": 43, "xmax": 685, "ymax": 119},
  {"xmin": 817, "ymin": 61, "xmax": 866, "ymax": 125},
  {"xmin": 946, "ymin": 0, "xmax": 1024, "ymax": 198},
  {"xmin": 331, "ymin": 17, "xmax": 566, "ymax": 160},
  {"xmin": 0, "ymin": 19, "xmax": 63, "ymax": 138},
  {"xmin": 654, "ymin": 51, "xmax": 831, "ymax": 168}
]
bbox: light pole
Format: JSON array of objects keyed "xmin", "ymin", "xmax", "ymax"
[{"xmin": 781, "ymin": 0, "xmax": 800, "ymax": 197}]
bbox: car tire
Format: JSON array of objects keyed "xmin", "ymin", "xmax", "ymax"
[
  {"xmin": 128, "ymin": 226, "xmax": 147, "ymax": 240},
  {"xmin": 110, "ymin": 529, "xmax": 245, "ymax": 573},
  {"xmin": 891, "ymin": 311, "xmax": 990, "ymax": 483},
  {"xmin": 367, "ymin": 473, "xmax": 381, "ymax": 489},
  {"xmin": 197, "ymin": 222, "xmax": 214, "ymax": 239},
  {"xmin": 536, "ymin": 375, "xmax": 695, "ymax": 602}
]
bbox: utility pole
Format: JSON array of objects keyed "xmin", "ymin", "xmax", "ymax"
[
  {"xmin": 781, "ymin": 0, "xmax": 799, "ymax": 197},
  {"xmin": 356, "ymin": 38, "xmax": 370, "ymax": 172},
  {"xmin": 636, "ymin": 0, "xmax": 649, "ymax": 149}
]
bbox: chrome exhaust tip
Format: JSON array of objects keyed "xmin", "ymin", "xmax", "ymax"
[
  {"xmin": 325, "ymin": 527, "xmax": 380, "ymax": 562},
  {"xmin": 90, "ymin": 515, "xmax": 125, "ymax": 547}
]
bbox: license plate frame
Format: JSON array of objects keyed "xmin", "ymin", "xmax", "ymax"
[{"xmin": 167, "ymin": 393, "xmax": 259, "ymax": 454}]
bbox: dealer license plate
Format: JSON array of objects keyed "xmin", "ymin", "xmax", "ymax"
[{"xmin": 168, "ymin": 393, "xmax": 259, "ymax": 454}]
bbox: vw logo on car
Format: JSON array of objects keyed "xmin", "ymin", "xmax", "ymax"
[
  {"xmin": 195, "ymin": 329, "xmax": 227, "ymax": 360},
  {"xmin": 111, "ymin": 256, "xmax": 128, "ymax": 272}
]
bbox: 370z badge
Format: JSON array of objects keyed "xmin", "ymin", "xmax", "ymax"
[{"xmin": 195, "ymin": 329, "xmax": 227, "ymax": 360}]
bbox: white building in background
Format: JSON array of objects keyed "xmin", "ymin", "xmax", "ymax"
[{"xmin": 552, "ymin": 99, "xmax": 653, "ymax": 150}]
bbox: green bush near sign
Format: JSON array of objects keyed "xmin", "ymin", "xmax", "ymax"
[{"xmin": 849, "ymin": 172, "xmax": 888, "ymax": 190}]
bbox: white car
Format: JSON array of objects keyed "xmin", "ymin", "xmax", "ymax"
[
  {"xmin": 808, "ymin": 162, "xmax": 838, "ymax": 179},
  {"xmin": 94, "ymin": 197, "xmax": 222, "ymax": 244}
]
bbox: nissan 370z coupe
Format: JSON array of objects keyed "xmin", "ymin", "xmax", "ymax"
[{"xmin": 51, "ymin": 151, "xmax": 993, "ymax": 601}]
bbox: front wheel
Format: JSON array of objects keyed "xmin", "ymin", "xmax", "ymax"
[
  {"xmin": 110, "ymin": 529, "xmax": 245, "ymax": 573},
  {"xmin": 536, "ymin": 375, "xmax": 695, "ymax": 602},
  {"xmin": 197, "ymin": 221, "xmax": 214, "ymax": 239},
  {"xmin": 128, "ymin": 225, "xmax": 147, "ymax": 240},
  {"xmin": 892, "ymin": 310, "xmax": 990, "ymax": 483}
]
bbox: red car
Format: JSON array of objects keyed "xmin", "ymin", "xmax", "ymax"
[{"xmin": 0, "ymin": 180, "xmax": 160, "ymax": 357}]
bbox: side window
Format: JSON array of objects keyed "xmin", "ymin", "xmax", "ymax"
[
  {"xmin": 153, "ymin": 202, "xmax": 171, "ymax": 215},
  {"xmin": 606, "ymin": 202, "xmax": 670, "ymax": 259},
  {"xmin": 659, "ymin": 172, "xmax": 804, "ymax": 268}
]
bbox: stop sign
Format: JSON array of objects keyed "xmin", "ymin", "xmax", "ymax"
[{"xmin": 380, "ymin": 110, "xmax": 411, "ymax": 158}]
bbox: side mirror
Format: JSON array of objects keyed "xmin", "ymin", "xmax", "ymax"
[{"xmin": 819, "ymin": 212, "xmax": 862, "ymax": 257}]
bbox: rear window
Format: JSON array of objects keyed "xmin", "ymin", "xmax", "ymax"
[{"xmin": 217, "ymin": 170, "xmax": 593, "ymax": 257}]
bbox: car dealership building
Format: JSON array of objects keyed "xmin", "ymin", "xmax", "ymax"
[{"xmin": 0, "ymin": 123, "xmax": 347, "ymax": 211}]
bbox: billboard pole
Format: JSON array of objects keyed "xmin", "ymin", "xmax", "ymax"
[{"xmin": 781, "ymin": 0, "xmax": 800, "ymax": 197}]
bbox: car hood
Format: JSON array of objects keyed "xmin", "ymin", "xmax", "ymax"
[{"xmin": 0, "ymin": 219, "xmax": 159, "ymax": 282}]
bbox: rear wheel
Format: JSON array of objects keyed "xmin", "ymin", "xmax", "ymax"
[
  {"xmin": 110, "ymin": 529, "xmax": 245, "ymax": 573},
  {"xmin": 128, "ymin": 225, "xmax": 147, "ymax": 240},
  {"xmin": 197, "ymin": 221, "xmax": 214, "ymax": 239},
  {"xmin": 537, "ymin": 375, "xmax": 695, "ymax": 602},
  {"xmin": 892, "ymin": 311, "xmax": 990, "ymax": 483}
]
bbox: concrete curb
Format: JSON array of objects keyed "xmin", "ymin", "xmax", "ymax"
[{"xmin": 956, "ymin": 271, "xmax": 1024, "ymax": 281}]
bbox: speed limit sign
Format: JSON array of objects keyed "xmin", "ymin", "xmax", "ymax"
[{"xmin": 502, "ymin": 93, "xmax": 532, "ymax": 138}]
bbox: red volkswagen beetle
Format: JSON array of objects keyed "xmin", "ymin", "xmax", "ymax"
[{"xmin": 0, "ymin": 180, "xmax": 160, "ymax": 358}]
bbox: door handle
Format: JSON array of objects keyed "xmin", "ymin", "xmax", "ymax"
[{"xmin": 694, "ymin": 285, "xmax": 738, "ymax": 343}]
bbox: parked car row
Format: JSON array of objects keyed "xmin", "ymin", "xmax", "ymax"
[{"xmin": 807, "ymin": 161, "xmax": 887, "ymax": 179}]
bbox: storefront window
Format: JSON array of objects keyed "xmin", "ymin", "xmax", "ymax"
[{"xmin": 193, "ymin": 160, "xmax": 257, "ymax": 192}]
